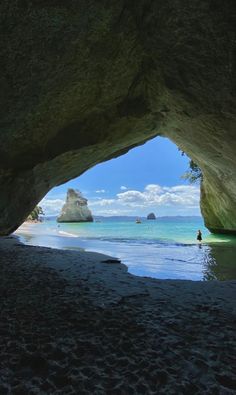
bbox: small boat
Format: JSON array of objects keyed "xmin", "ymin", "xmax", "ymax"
[{"xmin": 136, "ymin": 218, "xmax": 142, "ymax": 224}]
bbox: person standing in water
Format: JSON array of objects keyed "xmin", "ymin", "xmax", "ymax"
[{"xmin": 197, "ymin": 229, "xmax": 202, "ymax": 242}]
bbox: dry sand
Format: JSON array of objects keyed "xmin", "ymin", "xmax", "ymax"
[{"xmin": 0, "ymin": 235, "xmax": 235, "ymax": 394}]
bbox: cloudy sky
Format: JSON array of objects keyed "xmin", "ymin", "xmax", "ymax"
[{"xmin": 40, "ymin": 137, "xmax": 201, "ymax": 217}]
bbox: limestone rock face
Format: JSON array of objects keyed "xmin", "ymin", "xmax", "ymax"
[
  {"xmin": 0, "ymin": 1, "xmax": 236, "ymax": 234},
  {"xmin": 57, "ymin": 189, "xmax": 93, "ymax": 223},
  {"xmin": 147, "ymin": 213, "xmax": 156, "ymax": 220}
]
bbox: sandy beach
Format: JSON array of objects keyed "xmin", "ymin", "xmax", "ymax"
[{"xmin": 0, "ymin": 235, "xmax": 235, "ymax": 394}]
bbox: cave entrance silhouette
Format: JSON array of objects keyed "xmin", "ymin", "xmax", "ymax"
[{"xmin": 41, "ymin": 137, "xmax": 201, "ymax": 220}]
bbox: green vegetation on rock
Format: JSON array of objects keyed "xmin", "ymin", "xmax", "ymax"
[
  {"xmin": 182, "ymin": 160, "xmax": 203, "ymax": 184},
  {"xmin": 27, "ymin": 206, "xmax": 44, "ymax": 221}
]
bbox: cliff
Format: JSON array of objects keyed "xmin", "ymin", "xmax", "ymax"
[
  {"xmin": 0, "ymin": 1, "xmax": 235, "ymax": 234},
  {"xmin": 57, "ymin": 189, "xmax": 93, "ymax": 223}
]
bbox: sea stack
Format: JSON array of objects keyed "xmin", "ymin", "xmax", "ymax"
[
  {"xmin": 147, "ymin": 212, "xmax": 156, "ymax": 220},
  {"xmin": 57, "ymin": 189, "xmax": 93, "ymax": 223}
]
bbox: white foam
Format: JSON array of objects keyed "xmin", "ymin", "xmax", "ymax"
[{"xmin": 58, "ymin": 230, "xmax": 78, "ymax": 238}]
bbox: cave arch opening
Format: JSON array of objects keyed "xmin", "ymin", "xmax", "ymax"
[
  {"xmin": 17, "ymin": 136, "xmax": 236, "ymax": 282},
  {"xmin": 40, "ymin": 136, "xmax": 202, "ymax": 220}
]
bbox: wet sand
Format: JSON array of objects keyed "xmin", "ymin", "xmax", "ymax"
[{"xmin": 0, "ymin": 235, "xmax": 235, "ymax": 394}]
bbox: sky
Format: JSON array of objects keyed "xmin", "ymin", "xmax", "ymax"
[{"xmin": 40, "ymin": 137, "xmax": 201, "ymax": 217}]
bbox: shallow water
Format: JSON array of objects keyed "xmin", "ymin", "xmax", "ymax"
[{"xmin": 17, "ymin": 217, "xmax": 236, "ymax": 281}]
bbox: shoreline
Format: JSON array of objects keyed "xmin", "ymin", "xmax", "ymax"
[
  {"xmin": 0, "ymin": 235, "xmax": 235, "ymax": 393},
  {"xmin": 16, "ymin": 219, "xmax": 236, "ymax": 244},
  {"xmin": 15, "ymin": 221, "xmax": 236, "ymax": 282}
]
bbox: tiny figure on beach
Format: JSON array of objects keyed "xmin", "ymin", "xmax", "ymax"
[{"xmin": 197, "ymin": 229, "xmax": 202, "ymax": 242}]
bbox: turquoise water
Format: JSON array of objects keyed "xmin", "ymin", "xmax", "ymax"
[{"xmin": 18, "ymin": 217, "xmax": 236, "ymax": 281}]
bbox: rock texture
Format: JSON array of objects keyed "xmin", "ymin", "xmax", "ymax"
[
  {"xmin": 147, "ymin": 213, "xmax": 156, "ymax": 220},
  {"xmin": 0, "ymin": 1, "xmax": 235, "ymax": 234},
  {"xmin": 57, "ymin": 189, "xmax": 93, "ymax": 223}
]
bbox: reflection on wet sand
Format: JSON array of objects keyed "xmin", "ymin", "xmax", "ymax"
[
  {"xmin": 202, "ymin": 243, "xmax": 236, "ymax": 281},
  {"xmin": 16, "ymin": 229, "xmax": 236, "ymax": 281}
]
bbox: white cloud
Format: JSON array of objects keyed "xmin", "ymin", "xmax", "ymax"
[
  {"xmin": 145, "ymin": 184, "xmax": 163, "ymax": 194},
  {"xmin": 116, "ymin": 183, "xmax": 200, "ymax": 209},
  {"xmin": 95, "ymin": 189, "xmax": 106, "ymax": 193},
  {"xmin": 89, "ymin": 183, "xmax": 200, "ymax": 216},
  {"xmin": 93, "ymin": 208, "xmax": 132, "ymax": 216},
  {"xmin": 89, "ymin": 199, "xmax": 115, "ymax": 207},
  {"xmin": 120, "ymin": 186, "xmax": 127, "ymax": 190},
  {"xmin": 117, "ymin": 190, "xmax": 147, "ymax": 205},
  {"xmin": 41, "ymin": 183, "xmax": 200, "ymax": 217},
  {"xmin": 39, "ymin": 198, "xmax": 64, "ymax": 215}
]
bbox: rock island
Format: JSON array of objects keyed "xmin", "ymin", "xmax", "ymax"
[{"xmin": 57, "ymin": 189, "xmax": 93, "ymax": 223}]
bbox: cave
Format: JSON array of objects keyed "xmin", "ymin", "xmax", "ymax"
[{"xmin": 0, "ymin": 0, "xmax": 235, "ymax": 235}]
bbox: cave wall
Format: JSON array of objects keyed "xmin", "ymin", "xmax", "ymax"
[{"xmin": 0, "ymin": 0, "xmax": 235, "ymax": 235}]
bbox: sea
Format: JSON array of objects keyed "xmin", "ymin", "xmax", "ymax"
[{"xmin": 17, "ymin": 216, "xmax": 236, "ymax": 281}]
